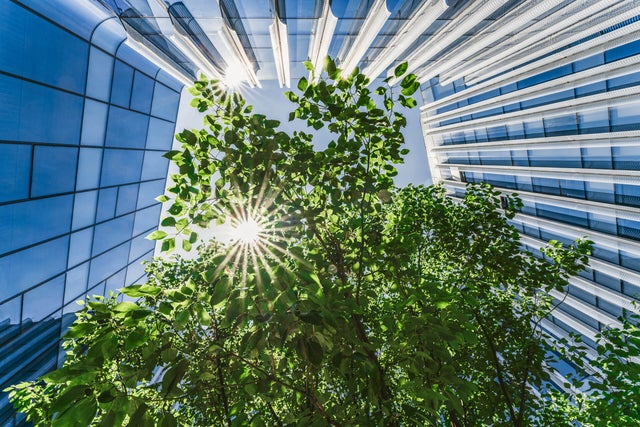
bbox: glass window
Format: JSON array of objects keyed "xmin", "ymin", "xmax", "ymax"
[
  {"xmin": 592, "ymin": 245, "xmax": 619, "ymax": 264},
  {"xmin": 610, "ymin": 101, "xmax": 640, "ymax": 132},
  {"xmin": 110, "ymin": 60, "xmax": 133, "ymax": 108},
  {"xmin": 568, "ymin": 284, "xmax": 596, "ymax": 306},
  {"xmin": 23, "ymin": 275, "xmax": 64, "ymax": 322},
  {"xmin": 105, "ymin": 268, "xmax": 127, "ymax": 294},
  {"xmin": 92, "ymin": 213, "xmax": 134, "ymax": 256},
  {"xmin": 516, "ymin": 175, "xmax": 533, "ymax": 192},
  {"xmin": 31, "ymin": 146, "xmax": 78, "ymax": 197},
  {"xmin": 585, "ymin": 181, "xmax": 614, "ymax": 204},
  {"xmin": 141, "ymin": 151, "xmax": 169, "ymax": 181},
  {"xmin": 623, "ymin": 280, "xmax": 640, "ymax": 299},
  {"xmin": 72, "ymin": 190, "xmax": 98, "ymax": 230},
  {"xmin": 76, "ymin": 148, "xmax": 103, "ymax": 191},
  {"xmin": 524, "ymin": 118, "xmax": 545, "ymax": 138},
  {"xmin": 544, "ymin": 114, "xmax": 578, "ymax": 136},
  {"xmin": 588, "ymin": 212, "xmax": 617, "ymax": 235},
  {"xmin": 620, "ymin": 250, "xmax": 640, "ymax": 272},
  {"xmin": 105, "ymin": 106, "xmax": 149, "ymax": 149},
  {"xmin": 64, "ymin": 262, "xmax": 89, "ymax": 304},
  {"xmin": 115, "ymin": 184, "xmax": 139, "ymax": 216},
  {"xmin": 507, "ymin": 122, "xmax": 525, "ymax": 139},
  {"xmin": 578, "ymin": 109, "xmax": 609, "ymax": 134},
  {"xmin": 618, "ymin": 218, "xmax": 640, "ymax": 241},
  {"xmin": 133, "ymin": 204, "xmax": 161, "ymax": 235},
  {"xmin": 598, "ymin": 298, "xmax": 623, "ymax": 319},
  {"xmin": 125, "ymin": 259, "xmax": 147, "ymax": 286},
  {"xmin": 20, "ymin": 81, "xmax": 83, "ymax": 144},
  {"xmin": 559, "ymin": 179, "xmax": 585, "ymax": 199},
  {"xmin": 88, "ymin": 241, "xmax": 130, "ymax": 286},
  {"xmin": 0, "ymin": 75, "xmax": 20, "ymax": 142},
  {"xmin": 85, "ymin": 47, "xmax": 114, "ymax": 102},
  {"xmin": 68, "ymin": 228, "xmax": 94, "ymax": 267},
  {"xmin": 146, "ymin": 118, "xmax": 176, "ymax": 150},
  {"xmin": 0, "ymin": 195, "xmax": 73, "ymax": 256},
  {"xmin": 582, "ymin": 146, "xmax": 612, "ymax": 169},
  {"xmin": 80, "ymin": 100, "xmax": 108, "ymax": 146},
  {"xmin": 96, "ymin": 187, "xmax": 118, "ymax": 222},
  {"xmin": 537, "ymin": 204, "xmax": 587, "ymax": 227},
  {"xmin": 575, "ymin": 81, "xmax": 606, "ymax": 98},
  {"xmin": 612, "ymin": 146, "xmax": 640, "ymax": 170},
  {"xmin": 0, "ymin": 295, "xmax": 22, "ymax": 328},
  {"xmin": 486, "ymin": 125, "xmax": 508, "ymax": 141},
  {"xmin": 0, "ymin": 236, "xmax": 69, "ymax": 301},
  {"xmin": 573, "ymin": 52, "xmax": 604, "ymax": 72},
  {"xmin": 100, "ymin": 149, "xmax": 144, "ymax": 187},
  {"xmin": 615, "ymin": 183, "xmax": 640, "ymax": 207},
  {"xmin": 0, "ymin": 143, "xmax": 31, "ymax": 203},
  {"xmin": 137, "ymin": 179, "xmax": 165, "ymax": 210},
  {"xmin": 518, "ymin": 65, "xmax": 572, "ymax": 89},
  {"xmin": 151, "ymin": 83, "xmax": 180, "ymax": 121},
  {"xmin": 532, "ymin": 177, "xmax": 560, "ymax": 196},
  {"xmin": 529, "ymin": 148, "xmax": 581, "ymax": 168},
  {"xmin": 605, "ymin": 39, "xmax": 640, "ymax": 63},
  {"xmin": 0, "ymin": 2, "xmax": 88, "ymax": 94},
  {"xmin": 129, "ymin": 233, "xmax": 155, "ymax": 261},
  {"xmin": 130, "ymin": 71, "xmax": 154, "ymax": 113},
  {"xmin": 594, "ymin": 270, "xmax": 621, "ymax": 292}
]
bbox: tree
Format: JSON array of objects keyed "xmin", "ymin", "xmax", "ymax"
[{"xmin": 6, "ymin": 59, "xmax": 639, "ymax": 426}]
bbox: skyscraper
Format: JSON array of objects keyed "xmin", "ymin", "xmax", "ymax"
[{"xmin": 1, "ymin": 0, "xmax": 639, "ymax": 424}]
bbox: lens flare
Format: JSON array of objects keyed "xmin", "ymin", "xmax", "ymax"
[{"xmin": 234, "ymin": 217, "xmax": 263, "ymax": 245}]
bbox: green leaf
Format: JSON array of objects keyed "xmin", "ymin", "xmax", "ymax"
[
  {"xmin": 297, "ymin": 77, "xmax": 308, "ymax": 91},
  {"xmin": 113, "ymin": 301, "xmax": 140, "ymax": 312},
  {"xmin": 147, "ymin": 230, "xmax": 167, "ymax": 240},
  {"xmin": 394, "ymin": 62, "xmax": 408, "ymax": 78},
  {"xmin": 161, "ymin": 217, "xmax": 176, "ymax": 227}
]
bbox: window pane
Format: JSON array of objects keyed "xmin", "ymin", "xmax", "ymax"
[
  {"xmin": 81, "ymin": 99, "xmax": 108, "ymax": 146},
  {"xmin": 72, "ymin": 190, "xmax": 98, "ymax": 230},
  {"xmin": 23, "ymin": 276, "xmax": 64, "ymax": 322},
  {"xmin": 115, "ymin": 184, "xmax": 139, "ymax": 216},
  {"xmin": 146, "ymin": 118, "xmax": 176, "ymax": 150},
  {"xmin": 76, "ymin": 148, "xmax": 103, "ymax": 191},
  {"xmin": 31, "ymin": 146, "xmax": 78, "ymax": 197},
  {"xmin": 141, "ymin": 150, "xmax": 169, "ymax": 180},
  {"xmin": 151, "ymin": 83, "xmax": 179, "ymax": 121},
  {"xmin": 100, "ymin": 149, "xmax": 144, "ymax": 186},
  {"xmin": 0, "ymin": 195, "xmax": 73, "ymax": 256},
  {"xmin": 110, "ymin": 60, "xmax": 133, "ymax": 108},
  {"xmin": 0, "ymin": 143, "xmax": 31, "ymax": 202},
  {"xmin": 130, "ymin": 71, "xmax": 154, "ymax": 113},
  {"xmin": 92, "ymin": 214, "xmax": 134, "ymax": 255},
  {"xmin": 0, "ymin": 236, "xmax": 69, "ymax": 301},
  {"xmin": 96, "ymin": 187, "xmax": 118, "ymax": 222},
  {"xmin": 64, "ymin": 262, "xmax": 89, "ymax": 304},
  {"xmin": 68, "ymin": 228, "xmax": 94, "ymax": 267},
  {"xmin": 105, "ymin": 106, "xmax": 149, "ymax": 149},
  {"xmin": 86, "ymin": 47, "xmax": 114, "ymax": 101}
]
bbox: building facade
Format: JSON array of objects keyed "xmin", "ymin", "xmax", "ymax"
[
  {"xmin": 1, "ymin": 0, "xmax": 640, "ymax": 424},
  {"xmin": 0, "ymin": 1, "xmax": 182, "ymax": 424},
  {"xmin": 419, "ymin": 0, "xmax": 640, "ymax": 389}
]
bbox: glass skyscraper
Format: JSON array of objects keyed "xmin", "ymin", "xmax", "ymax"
[{"xmin": 1, "ymin": 0, "xmax": 639, "ymax": 424}]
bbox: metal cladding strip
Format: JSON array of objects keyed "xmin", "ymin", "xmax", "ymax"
[
  {"xmin": 430, "ymin": 56, "xmax": 640, "ymax": 124},
  {"xmin": 438, "ymin": 161, "xmax": 640, "ymax": 185},
  {"xmin": 308, "ymin": 0, "xmax": 338, "ymax": 82},
  {"xmin": 425, "ymin": 0, "xmax": 569, "ymax": 85},
  {"xmin": 519, "ymin": 234, "xmax": 640, "ymax": 284},
  {"xmin": 464, "ymin": 2, "xmax": 640, "ymax": 85},
  {"xmin": 431, "ymin": 131, "xmax": 640, "ymax": 153},
  {"xmin": 123, "ymin": 38, "xmax": 193, "ymax": 85},
  {"xmin": 338, "ymin": 0, "xmax": 390, "ymax": 76},
  {"xmin": 439, "ymin": 0, "xmax": 623, "ymax": 85},
  {"xmin": 421, "ymin": 19, "xmax": 640, "ymax": 113},
  {"xmin": 362, "ymin": 0, "xmax": 448, "ymax": 81},
  {"xmin": 218, "ymin": 22, "xmax": 261, "ymax": 87},
  {"xmin": 549, "ymin": 289, "xmax": 623, "ymax": 329},
  {"xmin": 423, "ymin": 85, "xmax": 640, "ymax": 135},
  {"xmin": 568, "ymin": 275, "xmax": 638, "ymax": 313},
  {"xmin": 270, "ymin": 15, "xmax": 291, "ymax": 87},
  {"xmin": 442, "ymin": 179, "xmax": 640, "ymax": 223},
  {"xmin": 513, "ymin": 212, "xmax": 640, "ymax": 256},
  {"xmin": 397, "ymin": 0, "xmax": 509, "ymax": 83}
]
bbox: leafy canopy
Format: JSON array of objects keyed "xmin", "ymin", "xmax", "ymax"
[{"xmin": 7, "ymin": 58, "xmax": 640, "ymax": 427}]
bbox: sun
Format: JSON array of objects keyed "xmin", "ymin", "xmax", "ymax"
[{"xmin": 233, "ymin": 217, "xmax": 263, "ymax": 245}]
